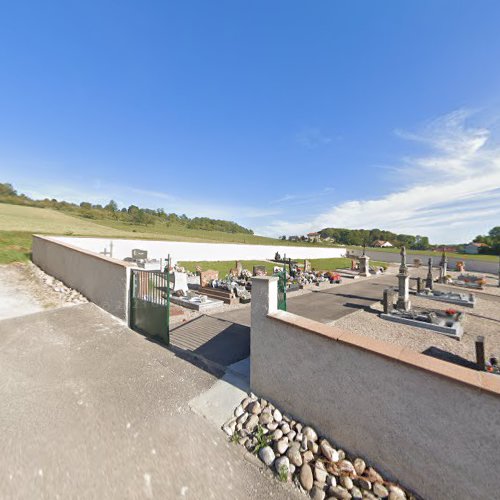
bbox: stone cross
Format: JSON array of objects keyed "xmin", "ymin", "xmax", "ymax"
[
  {"xmin": 399, "ymin": 246, "xmax": 408, "ymax": 274},
  {"xmin": 425, "ymin": 257, "xmax": 434, "ymax": 289},
  {"xmin": 396, "ymin": 246, "xmax": 411, "ymax": 311},
  {"xmin": 102, "ymin": 241, "xmax": 113, "ymax": 258}
]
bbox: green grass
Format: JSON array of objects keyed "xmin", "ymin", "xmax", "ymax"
[
  {"xmin": 178, "ymin": 257, "xmax": 362, "ymax": 276},
  {"xmin": 308, "ymin": 258, "xmax": 352, "ymax": 270},
  {"xmin": 0, "ymin": 231, "xmax": 33, "ymax": 264},
  {"xmin": 178, "ymin": 260, "xmax": 278, "ymax": 276},
  {"xmin": 347, "ymin": 245, "xmax": 499, "ymax": 262}
]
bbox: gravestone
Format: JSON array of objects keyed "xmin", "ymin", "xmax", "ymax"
[
  {"xmin": 416, "ymin": 277, "xmax": 422, "ymax": 293},
  {"xmin": 396, "ymin": 246, "xmax": 411, "ymax": 311},
  {"xmin": 425, "ymin": 258, "xmax": 434, "ymax": 289},
  {"xmin": 383, "ymin": 288, "xmax": 395, "ymax": 314},
  {"xmin": 236, "ymin": 260, "xmax": 243, "ymax": 275},
  {"xmin": 199, "ymin": 270, "xmax": 219, "ymax": 287},
  {"xmin": 132, "ymin": 249, "xmax": 148, "ymax": 261},
  {"xmin": 359, "ymin": 255, "xmax": 370, "ymax": 277},
  {"xmin": 171, "ymin": 271, "xmax": 188, "ymax": 293},
  {"xmin": 274, "ymin": 252, "xmax": 281, "ymax": 261},
  {"xmin": 439, "ymin": 251, "xmax": 448, "ymax": 283},
  {"xmin": 475, "ymin": 336, "xmax": 485, "ymax": 370},
  {"xmin": 253, "ymin": 265, "xmax": 266, "ymax": 276},
  {"xmin": 304, "ymin": 259, "xmax": 312, "ymax": 272}
]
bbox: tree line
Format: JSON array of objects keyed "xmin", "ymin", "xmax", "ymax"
[
  {"xmin": 0, "ymin": 182, "xmax": 254, "ymax": 234},
  {"xmin": 473, "ymin": 227, "xmax": 500, "ymax": 255},
  {"xmin": 318, "ymin": 227, "xmax": 431, "ymax": 249}
]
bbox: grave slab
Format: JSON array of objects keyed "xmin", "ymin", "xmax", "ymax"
[{"xmin": 170, "ymin": 295, "xmax": 224, "ymax": 312}]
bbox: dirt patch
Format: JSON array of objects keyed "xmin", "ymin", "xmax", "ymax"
[{"xmin": 0, "ymin": 262, "xmax": 88, "ymax": 320}]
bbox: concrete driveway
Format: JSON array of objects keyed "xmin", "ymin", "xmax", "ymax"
[{"xmin": 0, "ymin": 303, "xmax": 301, "ymax": 500}]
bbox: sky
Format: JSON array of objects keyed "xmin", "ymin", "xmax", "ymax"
[{"xmin": 1, "ymin": 1, "xmax": 500, "ymax": 244}]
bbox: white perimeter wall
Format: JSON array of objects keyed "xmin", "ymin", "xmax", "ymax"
[{"xmin": 51, "ymin": 237, "xmax": 346, "ymax": 263}]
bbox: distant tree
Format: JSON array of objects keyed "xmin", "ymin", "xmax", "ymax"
[
  {"xmin": 105, "ymin": 200, "xmax": 118, "ymax": 212},
  {"xmin": 488, "ymin": 226, "xmax": 500, "ymax": 239},
  {"xmin": 412, "ymin": 236, "xmax": 430, "ymax": 250},
  {"xmin": 0, "ymin": 183, "xmax": 17, "ymax": 196}
]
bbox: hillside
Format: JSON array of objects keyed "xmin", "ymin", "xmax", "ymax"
[{"xmin": 0, "ymin": 203, "xmax": 333, "ymax": 264}]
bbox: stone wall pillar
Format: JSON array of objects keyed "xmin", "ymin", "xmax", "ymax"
[{"xmin": 251, "ymin": 276, "xmax": 279, "ymax": 392}]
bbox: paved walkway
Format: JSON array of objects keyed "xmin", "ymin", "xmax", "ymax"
[
  {"xmin": 0, "ymin": 303, "xmax": 301, "ymax": 500},
  {"xmin": 169, "ymin": 314, "xmax": 250, "ymax": 369},
  {"xmin": 209, "ymin": 274, "xmax": 396, "ymax": 329}
]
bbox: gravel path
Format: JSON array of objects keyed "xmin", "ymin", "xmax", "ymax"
[
  {"xmin": 333, "ymin": 286, "xmax": 500, "ymax": 366},
  {"xmin": 0, "ymin": 264, "xmax": 44, "ymax": 320},
  {"xmin": 0, "ymin": 263, "xmax": 88, "ymax": 321}
]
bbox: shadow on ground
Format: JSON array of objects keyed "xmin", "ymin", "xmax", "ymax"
[{"xmin": 422, "ymin": 346, "xmax": 478, "ymax": 370}]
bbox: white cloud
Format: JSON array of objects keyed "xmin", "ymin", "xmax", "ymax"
[{"xmin": 262, "ymin": 110, "xmax": 500, "ymax": 243}]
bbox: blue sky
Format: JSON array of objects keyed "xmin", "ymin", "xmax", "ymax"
[{"xmin": 1, "ymin": 1, "xmax": 500, "ymax": 243}]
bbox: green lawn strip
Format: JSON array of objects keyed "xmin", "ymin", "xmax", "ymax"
[
  {"xmin": 177, "ymin": 260, "xmax": 278, "ymax": 276},
  {"xmin": 0, "ymin": 231, "xmax": 33, "ymax": 264},
  {"xmin": 178, "ymin": 257, "xmax": 360, "ymax": 276},
  {"xmin": 347, "ymin": 245, "xmax": 499, "ymax": 262},
  {"xmin": 306, "ymin": 258, "xmax": 352, "ymax": 271}
]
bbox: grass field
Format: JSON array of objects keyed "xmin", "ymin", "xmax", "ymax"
[
  {"xmin": 347, "ymin": 245, "xmax": 499, "ymax": 262},
  {"xmin": 0, "ymin": 231, "xmax": 33, "ymax": 264},
  {"xmin": 0, "ymin": 203, "xmax": 333, "ymax": 247},
  {"xmin": 0, "ymin": 203, "xmax": 332, "ymax": 264}
]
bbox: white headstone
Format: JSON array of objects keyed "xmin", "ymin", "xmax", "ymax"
[{"xmin": 172, "ymin": 271, "xmax": 188, "ymax": 293}]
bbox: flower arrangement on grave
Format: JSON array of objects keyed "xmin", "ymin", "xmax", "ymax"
[
  {"xmin": 486, "ymin": 356, "xmax": 499, "ymax": 375},
  {"xmin": 445, "ymin": 308, "xmax": 457, "ymax": 316}
]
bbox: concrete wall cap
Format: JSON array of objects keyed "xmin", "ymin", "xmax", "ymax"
[
  {"xmin": 33, "ymin": 235, "xmax": 135, "ymax": 268},
  {"xmin": 267, "ymin": 310, "xmax": 500, "ymax": 397},
  {"xmin": 252, "ymin": 276, "xmax": 279, "ymax": 282}
]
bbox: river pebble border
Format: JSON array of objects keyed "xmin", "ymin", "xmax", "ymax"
[{"xmin": 223, "ymin": 394, "xmax": 416, "ymax": 500}]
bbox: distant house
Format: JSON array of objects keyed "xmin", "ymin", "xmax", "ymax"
[
  {"xmin": 372, "ymin": 240, "xmax": 393, "ymax": 248},
  {"xmin": 439, "ymin": 246, "xmax": 458, "ymax": 253},
  {"xmin": 288, "ymin": 235, "xmax": 300, "ymax": 242},
  {"xmin": 464, "ymin": 242, "xmax": 489, "ymax": 254},
  {"xmin": 307, "ymin": 232, "xmax": 321, "ymax": 243}
]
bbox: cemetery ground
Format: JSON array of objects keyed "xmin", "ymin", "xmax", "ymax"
[
  {"xmin": 170, "ymin": 264, "xmax": 500, "ymax": 374},
  {"xmin": 178, "ymin": 258, "xmax": 388, "ymax": 276}
]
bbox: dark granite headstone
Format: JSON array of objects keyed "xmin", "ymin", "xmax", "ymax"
[
  {"xmin": 132, "ymin": 249, "xmax": 148, "ymax": 260},
  {"xmin": 383, "ymin": 288, "xmax": 395, "ymax": 314}
]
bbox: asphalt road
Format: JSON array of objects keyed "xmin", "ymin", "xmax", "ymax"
[{"xmin": 0, "ymin": 303, "xmax": 302, "ymax": 500}]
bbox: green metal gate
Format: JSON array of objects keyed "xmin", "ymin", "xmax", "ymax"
[
  {"xmin": 130, "ymin": 261, "xmax": 170, "ymax": 344},
  {"xmin": 277, "ymin": 257, "xmax": 287, "ymax": 311}
]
